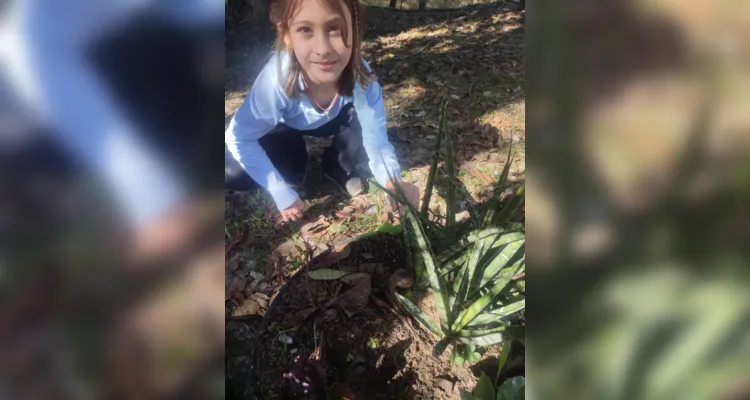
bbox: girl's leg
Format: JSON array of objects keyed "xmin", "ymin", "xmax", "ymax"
[
  {"xmin": 320, "ymin": 104, "xmax": 369, "ymax": 194},
  {"xmin": 224, "ymin": 125, "xmax": 308, "ymax": 191}
]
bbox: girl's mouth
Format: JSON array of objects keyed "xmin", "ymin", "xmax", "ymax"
[{"xmin": 315, "ymin": 61, "xmax": 336, "ymax": 71}]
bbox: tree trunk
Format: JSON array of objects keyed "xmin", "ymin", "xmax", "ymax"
[
  {"xmin": 388, "ymin": 0, "xmax": 397, "ymax": 8},
  {"xmin": 418, "ymin": 0, "xmax": 427, "ymax": 10}
]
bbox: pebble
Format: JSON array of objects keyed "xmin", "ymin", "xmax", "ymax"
[
  {"xmin": 434, "ymin": 378, "xmax": 454, "ymax": 393},
  {"xmin": 278, "ymin": 334, "xmax": 293, "ymax": 344},
  {"xmin": 455, "ymin": 210, "xmax": 471, "ymax": 223}
]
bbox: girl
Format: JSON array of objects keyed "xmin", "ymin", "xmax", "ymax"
[{"xmin": 225, "ymin": 0, "xmax": 419, "ymax": 222}]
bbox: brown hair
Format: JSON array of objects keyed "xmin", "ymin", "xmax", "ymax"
[{"xmin": 272, "ymin": 0, "xmax": 374, "ymax": 98}]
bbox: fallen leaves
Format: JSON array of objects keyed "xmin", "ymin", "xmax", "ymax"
[
  {"xmin": 309, "ymin": 269, "xmax": 350, "ymax": 280},
  {"xmin": 339, "ymin": 273, "xmax": 372, "ymax": 318},
  {"xmin": 468, "ymin": 168, "xmax": 496, "ymax": 185},
  {"xmin": 300, "ymin": 215, "xmax": 330, "ymax": 236},
  {"xmin": 230, "ymin": 291, "xmax": 271, "ymax": 318},
  {"xmin": 232, "ymin": 299, "xmax": 259, "ymax": 318}
]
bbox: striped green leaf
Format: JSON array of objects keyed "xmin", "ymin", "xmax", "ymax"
[
  {"xmin": 395, "ymin": 292, "xmax": 443, "ymax": 337},
  {"xmin": 455, "ymin": 326, "xmax": 507, "ymax": 346},
  {"xmin": 452, "ymin": 233, "xmax": 523, "ymax": 322},
  {"xmin": 421, "ymin": 100, "xmax": 446, "ymax": 216},
  {"xmin": 405, "ymin": 210, "xmax": 452, "ymax": 328},
  {"xmin": 471, "ymin": 239, "xmax": 525, "ymax": 297},
  {"xmin": 452, "ymin": 260, "xmax": 525, "ymax": 332},
  {"xmin": 436, "ymin": 228, "xmax": 504, "ymax": 269},
  {"xmin": 466, "ymin": 299, "xmax": 526, "ymax": 327},
  {"xmin": 443, "ymin": 101, "xmax": 456, "ymax": 236},
  {"xmin": 482, "ymin": 144, "xmax": 514, "ymax": 229}
]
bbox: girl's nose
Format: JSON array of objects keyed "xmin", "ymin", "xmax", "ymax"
[{"xmin": 314, "ymin": 34, "xmax": 333, "ymax": 56}]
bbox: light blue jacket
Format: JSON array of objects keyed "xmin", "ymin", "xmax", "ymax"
[{"xmin": 225, "ymin": 52, "xmax": 401, "ymax": 210}]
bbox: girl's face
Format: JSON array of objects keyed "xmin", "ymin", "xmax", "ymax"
[{"xmin": 284, "ymin": 0, "xmax": 354, "ymax": 89}]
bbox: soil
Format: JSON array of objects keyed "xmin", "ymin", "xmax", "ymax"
[{"xmin": 254, "ymin": 233, "xmax": 495, "ymax": 399}]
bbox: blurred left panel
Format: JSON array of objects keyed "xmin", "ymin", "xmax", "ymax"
[{"xmin": 0, "ymin": 0, "xmax": 226, "ymax": 398}]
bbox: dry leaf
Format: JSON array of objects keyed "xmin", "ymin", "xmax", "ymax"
[
  {"xmin": 331, "ymin": 242, "xmax": 352, "ymax": 260},
  {"xmin": 251, "ymin": 293, "xmax": 270, "ymax": 309},
  {"xmin": 232, "ymin": 299, "xmax": 260, "ymax": 318},
  {"xmin": 339, "ymin": 274, "xmax": 372, "ymax": 317},
  {"xmin": 468, "ymin": 168, "xmax": 495, "ymax": 184},
  {"xmin": 309, "ymin": 269, "xmax": 350, "ymax": 280},
  {"xmin": 301, "ymin": 215, "xmax": 329, "ymax": 234},
  {"xmin": 341, "ymin": 272, "xmax": 371, "ymax": 286},
  {"xmin": 359, "ymin": 263, "xmax": 382, "ymax": 275}
]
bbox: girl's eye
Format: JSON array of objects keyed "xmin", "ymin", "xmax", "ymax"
[
  {"xmin": 329, "ymin": 25, "xmax": 341, "ymax": 34},
  {"xmin": 296, "ymin": 27, "xmax": 312, "ymax": 34}
]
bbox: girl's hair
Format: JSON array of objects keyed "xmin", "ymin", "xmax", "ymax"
[{"xmin": 272, "ymin": 0, "xmax": 374, "ymax": 98}]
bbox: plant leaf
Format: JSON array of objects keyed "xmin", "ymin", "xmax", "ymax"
[
  {"xmin": 436, "ymin": 228, "xmax": 505, "ymax": 270},
  {"xmin": 471, "ymin": 239, "xmax": 525, "ymax": 296},
  {"xmin": 455, "ymin": 326, "xmax": 507, "ymax": 346},
  {"xmin": 474, "ymin": 372, "xmax": 496, "ymax": 400},
  {"xmin": 460, "ymin": 389, "xmax": 477, "ymax": 400},
  {"xmin": 421, "ymin": 100, "xmax": 446, "ymax": 215},
  {"xmin": 405, "ymin": 209, "xmax": 452, "ymax": 328},
  {"xmin": 395, "ymin": 292, "xmax": 443, "ymax": 337},
  {"xmin": 452, "ymin": 232, "xmax": 523, "ymax": 323},
  {"xmin": 369, "ymin": 177, "xmax": 444, "ymax": 235},
  {"xmin": 308, "ymin": 268, "xmax": 349, "ymax": 280},
  {"xmin": 453, "ymin": 262, "xmax": 524, "ymax": 332},
  {"xmin": 497, "ymin": 376, "xmax": 525, "ymax": 400},
  {"xmin": 378, "ymin": 222, "xmax": 403, "ymax": 234},
  {"xmin": 495, "ymin": 340, "xmax": 513, "ymax": 384},
  {"xmin": 443, "ymin": 100, "xmax": 456, "ymax": 236},
  {"xmin": 482, "ymin": 144, "xmax": 514, "ymax": 228},
  {"xmin": 329, "ymin": 224, "xmax": 345, "ymax": 233},
  {"xmin": 467, "ymin": 300, "xmax": 526, "ymax": 327}
]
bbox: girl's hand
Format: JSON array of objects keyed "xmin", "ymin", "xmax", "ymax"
[
  {"xmin": 386, "ymin": 179, "xmax": 420, "ymax": 216},
  {"xmin": 281, "ymin": 198, "xmax": 305, "ymax": 222}
]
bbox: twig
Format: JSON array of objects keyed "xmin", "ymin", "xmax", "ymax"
[{"xmin": 303, "ymin": 264, "xmax": 319, "ymax": 310}]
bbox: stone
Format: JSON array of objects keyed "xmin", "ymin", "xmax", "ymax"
[{"xmin": 434, "ymin": 378, "xmax": 454, "ymax": 393}]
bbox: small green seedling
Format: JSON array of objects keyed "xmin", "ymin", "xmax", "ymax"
[{"xmin": 367, "ymin": 337, "xmax": 380, "ymax": 350}]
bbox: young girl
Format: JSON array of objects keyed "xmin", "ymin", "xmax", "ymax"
[{"xmin": 225, "ymin": 0, "xmax": 419, "ymax": 222}]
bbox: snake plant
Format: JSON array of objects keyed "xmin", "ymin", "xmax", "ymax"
[{"xmin": 374, "ymin": 99, "xmax": 526, "ymax": 363}]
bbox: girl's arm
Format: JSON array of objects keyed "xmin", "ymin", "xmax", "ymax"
[
  {"xmin": 225, "ymin": 59, "xmax": 299, "ymax": 211},
  {"xmin": 356, "ymin": 78, "xmax": 402, "ymax": 189}
]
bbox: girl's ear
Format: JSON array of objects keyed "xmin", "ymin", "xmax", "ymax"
[{"xmin": 283, "ymin": 32, "xmax": 292, "ymax": 49}]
